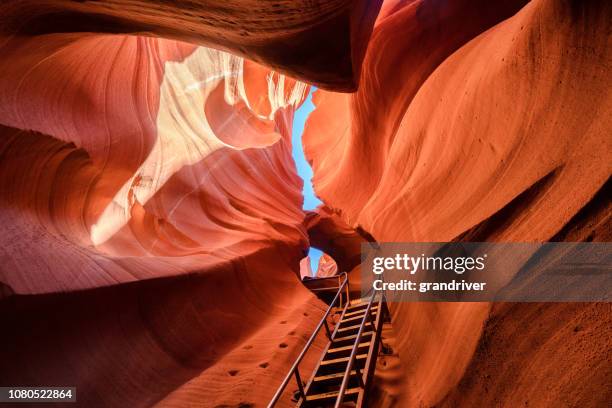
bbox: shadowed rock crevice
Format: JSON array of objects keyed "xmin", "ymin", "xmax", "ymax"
[
  {"xmin": 0, "ymin": 0, "xmax": 384, "ymax": 91},
  {"xmin": 0, "ymin": 243, "xmax": 322, "ymax": 407},
  {"xmin": 551, "ymin": 176, "xmax": 611, "ymax": 242},
  {"xmin": 305, "ymin": 207, "xmax": 369, "ymax": 273},
  {"xmin": 452, "ymin": 167, "xmax": 562, "ymax": 242}
]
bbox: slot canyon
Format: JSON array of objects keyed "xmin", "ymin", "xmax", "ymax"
[{"xmin": 0, "ymin": 0, "xmax": 610, "ymax": 407}]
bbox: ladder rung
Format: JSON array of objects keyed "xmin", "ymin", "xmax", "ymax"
[
  {"xmin": 321, "ymin": 354, "xmax": 368, "ymax": 366},
  {"xmin": 313, "ymin": 370, "xmax": 358, "ymax": 382},
  {"xmin": 341, "ymin": 311, "xmax": 377, "ymax": 324},
  {"xmin": 328, "ymin": 342, "xmax": 371, "ymax": 354},
  {"xmin": 332, "ymin": 331, "xmax": 374, "ymax": 343},
  {"xmin": 337, "ymin": 323, "xmax": 366, "ymax": 333},
  {"xmin": 343, "ymin": 305, "xmax": 379, "ymax": 317},
  {"xmin": 306, "ymin": 387, "xmax": 360, "ymax": 401},
  {"xmin": 347, "ymin": 301, "xmax": 369, "ymax": 308}
]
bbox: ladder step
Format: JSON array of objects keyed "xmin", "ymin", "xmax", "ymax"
[
  {"xmin": 332, "ymin": 331, "xmax": 374, "ymax": 343},
  {"xmin": 321, "ymin": 354, "xmax": 368, "ymax": 366},
  {"xmin": 313, "ymin": 370, "xmax": 358, "ymax": 382},
  {"xmin": 337, "ymin": 323, "xmax": 367, "ymax": 333},
  {"xmin": 343, "ymin": 305, "xmax": 379, "ymax": 317},
  {"xmin": 328, "ymin": 342, "xmax": 371, "ymax": 354},
  {"xmin": 341, "ymin": 311, "xmax": 377, "ymax": 324},
  {"xmin": 306, "ymin": 387, "xmax": 360, "ymax": 401}
]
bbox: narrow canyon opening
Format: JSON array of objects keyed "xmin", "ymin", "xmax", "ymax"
[
  {"xmin": 0, "ymin": 0, "xmax": 609, "ymax": 407},
  {"xmin": 290, "ymin": 87, "xmax": 325, "ymax": 276}
]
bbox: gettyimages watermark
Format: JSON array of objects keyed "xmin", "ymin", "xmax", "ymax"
[{"xmin": 361, "ymin": 242, "xmax": 612, "ymax": 302}]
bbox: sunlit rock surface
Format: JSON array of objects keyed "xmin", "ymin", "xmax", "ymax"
[
  {"xmin": 299, "ymin": 252, "xmax": 338, "ymax": 278},
  {"xmin": 0, "ymin": 0, "xmax": 609, "ymax": 407},
  {"xmin": 303, "ymin": 0, "xmax": 611, "ymax": 406},
  {"xmin": 0, "ymin": 0, "xmax": 383, "ymax": 91},
  {"xmin": 0, "ymin": 32, "xmax": 327, "ymax": 407},
  {"xmin": 299, "ymin": 256, "xmax": 314, "ymax": 279},
  {"xmin": 314, "ymin": 253, "xmax": 339, "ymax": 278},
  {"xmin": 0, "ymin": 35, "xmax": 309, "ymax": 293}
]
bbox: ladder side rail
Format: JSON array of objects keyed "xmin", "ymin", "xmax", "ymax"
[
  {"xmin": 268, "ymin": 272, "xmax": 349, "ymax": 408},
  {"xmin": 356, "ymin": 293, "xmax": 386, "ymax": 407},
  {"xmin": 334, "ymin": 289, "xmax": 378, "ymax": 408}
]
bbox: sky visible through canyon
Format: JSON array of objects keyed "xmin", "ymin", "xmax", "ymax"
[{"xmin": 291, "ymin": 87, "xmax": 323, "ymax": 274}]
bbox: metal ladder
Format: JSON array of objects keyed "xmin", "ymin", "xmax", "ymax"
[{"xmin": 268, "ymin": 273, "xmax": 386, "ymax": 407}]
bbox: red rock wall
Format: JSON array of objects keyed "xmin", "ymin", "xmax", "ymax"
[
  {"xmin": 0, "ymin": 2, "xmax": 384, "ymax": 407},
  {"xmin": 303, "ymin": 0, "xmax": 611, "ymax": 406},
  {"xmin": 0, "ymin": 33, "xmax": 325, "ymax": 406},
  {"xmin": 0, "ymin": 0, "xmax": 383, "ymax": 91},
  {"xmin": 0, "ymin": 0, "xmax": 609, "ymax": 406},
  {"xmin": 0, "ymin": 244, "xmax": 325, "ymax": 407},
  {"xmin": 0, "ymin": 35, "xmax": 309, "ymax": 293},
  {"xmin": 305, "ymin": 207, "xmax": 367, "ymax": 274}
]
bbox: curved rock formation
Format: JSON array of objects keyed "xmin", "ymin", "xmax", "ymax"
[
  {"xmin": 314, "ymin": 253, "xmax": 339, "ymax": 278},
  {"xmin": 0, "ymin": 245, "xmax": 326, "ymax": 407},
  {"xmin": 303, "ymin": 0, "xmax": 611, "ymax": 406},
  {"xmin": 304, "ymin": 0, "xmax": 531, "ymax": 220},
  {"xmin": 0, "ymin": 35, "xmax": 310, "ymax": 293},
  {"xmin": 305, "ymin": 206, "xmax": 367, "ymax": 274},
  {"xmin": 0, "ymin": 0, "xmax": 383, "ymax": 91},
  {"xmin": 438, "ymin": 302, "xmax": 612, "ymax": 408},
  {"xmin": 0, "ymin": 32, "xmax": 326, "ymax": 406},
  {"xmin": 0, "ymin": 0, "xmax": 609, "ymax": 407}
]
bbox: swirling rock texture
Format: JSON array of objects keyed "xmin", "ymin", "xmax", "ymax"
[
  {"xmin": 304, "ymin": 0, "xmax": 611, "ymax": 406},
  {"xmin": 0, "ymin": 0, "xmax": 383, "ymax": 91},
  {"xmin": 0, "ymin": 0, "xmax": 610, "ymax": 408},
  {"xmin": 0, "ymin": 29, "xmax": 328, "ymax": 408},
  {"xmin": 0, "ymin": 35, "xmax": 310, "ymax": 293}
]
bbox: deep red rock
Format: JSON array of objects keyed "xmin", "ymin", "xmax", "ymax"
[
  {"xmin": 0, "ymin": 0, "xmax": 383, "ymax": 91},
  {"xmin": 303, "ymin": 0, "xmax": 611, "ymax": 406}
]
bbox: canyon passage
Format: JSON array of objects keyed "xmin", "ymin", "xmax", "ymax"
[{"xmin": 0, "ymin": 0, "xmax": 610, "ymax": 407}]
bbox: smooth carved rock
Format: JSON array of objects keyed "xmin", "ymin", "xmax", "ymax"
[
  {"xmin": 0, "ymin": 34, "xmax": 318, "ymax": 407},
  {"xmin": 0, "ymin": 0, "xmax": 609, "ymax": 407},
  {"xmin": 0, "ymin": 0, "xmax": 383, "ymax": 91},
  {"xmin": 303, "ymin": 0, "xmax": 611, "ymax": 406},
  {"xmin": 305, "ymin": 206, "xmax": 367, "ymax": 273}
]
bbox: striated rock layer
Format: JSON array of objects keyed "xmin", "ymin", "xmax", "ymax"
[
  {"xmin": 0, "ymin": 0, "xmax": 383, "ymax": 91},
  {"xmin": 0, "ymin": 35, "xmax": 309, "ymax": 293},
  {"xmin": 0, "ymin": 0, "xmax": 609, "ymax": 407},
  {"xmin": 0, "ymin": 246, "xmax": 326, "ymax": 408},
  {"xmin": 0, "ymin": 0, "xmax": 389, "ymax": 402},
  {"xmin": 0, "ymin": 32, "xmax": 328, "ymax": 406},
  {"xmin": 303, "ymin": 0, "xmax": 611, "ymax": 406}
]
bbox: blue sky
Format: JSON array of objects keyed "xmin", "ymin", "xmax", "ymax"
[{"xmin": 291, "ymin": 88, "xmax": 323, "ymax": 275}]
